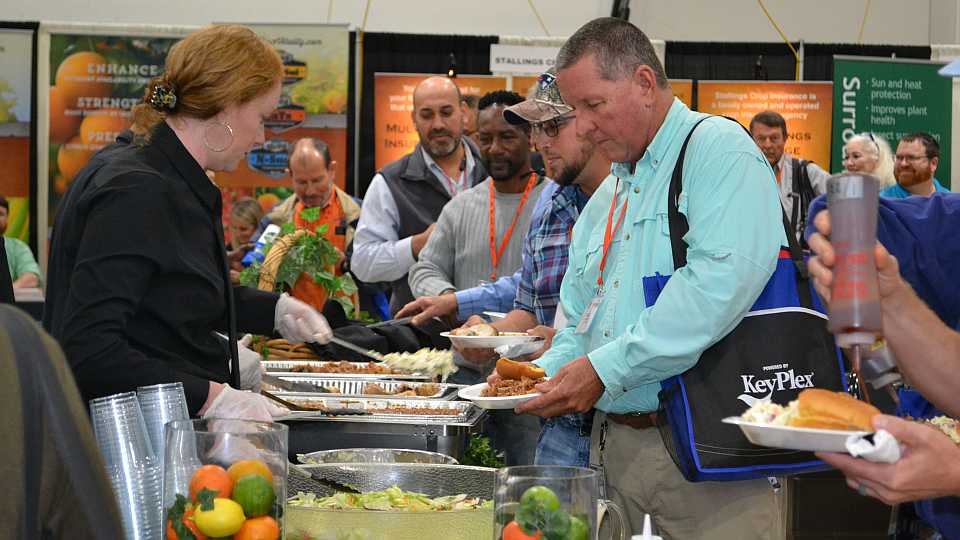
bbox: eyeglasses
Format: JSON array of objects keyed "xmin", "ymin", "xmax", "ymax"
[
  {"xmin": 532, "ymin": 115, "xmax": 575, "ymax": 138},
  {"xmin": 894, "ymin": 154, "xmax": 929, "ymax": 163}
]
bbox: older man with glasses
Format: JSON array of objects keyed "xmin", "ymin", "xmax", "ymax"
[{"xmin": 881, "ymin": 132, "xmax": 951, "ymax": 198}]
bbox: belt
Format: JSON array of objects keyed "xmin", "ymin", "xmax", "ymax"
[{"xmin": 606, "ymin": 411, "xmax": 658, "ymax": 430}]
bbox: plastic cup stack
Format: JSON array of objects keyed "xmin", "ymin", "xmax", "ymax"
[
  {"xmin": 89, "ymin": 392, "xmax": 163, "ymax": 540},
  {"xmin": 137, "ymin": 383, "xmax": 189, "ymax": 460},
  {"xmin": 137, "ymin": 382, "xmax": 189, "ymax": 537}
]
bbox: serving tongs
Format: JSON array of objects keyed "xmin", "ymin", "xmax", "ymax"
[
  {"xmin": 289, "ymin": 462, "xmax": 362, "ymax": 494},
  {"xmin": 261, "ymin": 389, "xmax": 371, "ymax": 416}
]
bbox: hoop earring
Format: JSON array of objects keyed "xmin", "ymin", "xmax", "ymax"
[{"xmin": 203, "ymin": 122, "xmax": 234, "ymax": 153}]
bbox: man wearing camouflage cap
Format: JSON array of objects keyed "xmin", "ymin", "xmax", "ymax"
[{"xmin": 399, "ymin": 68, "xmax": 612, "ymax": 466}]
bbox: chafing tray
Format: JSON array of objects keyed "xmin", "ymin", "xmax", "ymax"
[
  {"xmin": 280, "ymin": 398, "xmax": 487, "ymax": 461},
  {"xmin": 263, "ymin": 360, "xmax": 432, "ymax": 380},
  {"xmin": 275, "ymin": 395, "xmax": 477, "ymax": 422},
  {"xmin": 262, "ymin": 377, "xmax": 462, "ymax": 400}
]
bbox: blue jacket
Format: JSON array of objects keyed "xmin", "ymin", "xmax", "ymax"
[{"xmin": 806, "ymin": 192, "xmax": 960, "ymax": 538}]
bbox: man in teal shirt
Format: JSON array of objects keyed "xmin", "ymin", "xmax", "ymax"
[
  {"xmin": 0, "ymin": 196, "xmax": 41, "ymax": 288},
  {"xmin": 880, "ymin": 132, "xmax": 951, "ymax": 198},
  {"xmin": 516, "ymin": 18, "xmax": 786, "ymax": 540}
]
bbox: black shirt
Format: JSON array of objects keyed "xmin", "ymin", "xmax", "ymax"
[{"xmin": 43, "ymin": 122, "xmax": 278, "ymax": 414}]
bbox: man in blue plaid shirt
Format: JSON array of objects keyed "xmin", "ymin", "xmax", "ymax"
[{"xmin": 399, "ymin": 68, "xmax": 612, "ymax": 465}]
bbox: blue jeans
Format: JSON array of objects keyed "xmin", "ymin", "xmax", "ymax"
[{"xmin": 534, "ymin": 411, "xmax": 594, "ymax": 467}]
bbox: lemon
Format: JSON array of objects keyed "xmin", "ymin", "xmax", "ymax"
[{"xmin": 193, "ymin": 497, "xmax": 246, "ymax": 537}]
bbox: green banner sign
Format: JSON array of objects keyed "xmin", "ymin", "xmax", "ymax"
[{"xmin": 832, "ymin": 56, "xmax": 952, "ymax": 187}]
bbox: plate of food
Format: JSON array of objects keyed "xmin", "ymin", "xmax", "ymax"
[
  {"xmin": 441, "ymin": 324, "xmax": 543, "ymax": 349},
  {"xmin": 722, "ymin": 389, "xmax": 880, "ymax": 453},
  {"xmin": 458, "ymin": 358, "xmax": 548, "ymax": 410}
]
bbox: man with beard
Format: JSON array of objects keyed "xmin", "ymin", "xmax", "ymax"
[
  {"xmin": 352, "ymin": 76, "xmax": 487, "ymax": 314},
  {"xmin": 881, "ymin": 132, "xmax": 951, "ymax": 198},
  {"xmin": 256, "ymin": 139, "xmax": 359, "ymax": 247},
  {"xmin": 396, "ymin": 69, "xmax": 610, "ymax": 339},
  {"xmin": 408, "ymin": 91, "xmax": 546, "ymax": 370}
]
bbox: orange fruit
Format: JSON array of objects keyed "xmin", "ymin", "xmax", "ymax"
[
  {"xmin": 227, "ymin": 459, "xmax": 274, "ymax": 484},
  {"xmin": 80, "ymin": 110, "xmax": 128, "ymax": 149},
  {"xmin": 234, "ymin": 516, "xmax": 280, "ymax": 540},
  {"xmin": 55, "ymin": 51, "xmax": 112, "ymax": 108},
  {"xmin": 188, "ymin": 464, "xmax": 233, "ymax": 501},
  {"xmin": 48, "ymin": 86, "xmax": 82, "ymax": 144},
  {"xmin": 56, "ymin": 136, "xmax": 94, "ymax": 181},
  {"xmin": 166, "ymin": 508, "xmax": 207, "ymax": 540},
  {"xmin": 256, "ymin": 193, "xmax": 280, "ymax": 213}
]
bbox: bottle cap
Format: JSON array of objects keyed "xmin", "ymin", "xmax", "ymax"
[{"xmin": 836, "ymin": 332, "xmax": 876, "ymax": 348}]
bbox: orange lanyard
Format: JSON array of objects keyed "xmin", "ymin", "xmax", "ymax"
[
  {"xmin": 489, "ymin": 172, "xmax": 538, "ymax": 279},
  {"xmin": 597, "ymin": 178, "xmax": 628, "ymax": 290}
]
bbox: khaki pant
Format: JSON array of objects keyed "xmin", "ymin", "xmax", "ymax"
[{"xmin": 591, "ymin": 412, "xmax": 785, "ymax": 540}]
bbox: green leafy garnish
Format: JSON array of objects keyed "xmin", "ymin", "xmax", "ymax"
[
  {"xmin": 238, "ymin": 212, "xmax": 359, "ymax": 319},
  {"xmin": 165, "ymin": 494, "xmax": 198, "ymax": 540},
  {"xmin": 459, "ymin": 434, "xmax": 505, "ymax": 468},
  {"xmin": 299, "ymin": 206, "xmax": 321, "ymax": 223},
  {"xmin": 287, "ymin": 486, "xmax": 491, "ymax": 512},
  {"xmin": 196, "ymin": 487, "xmax": 218, "ymax": 511}
]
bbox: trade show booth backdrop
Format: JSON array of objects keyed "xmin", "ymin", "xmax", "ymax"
[{"xmin": 4, "ymin": 18, "xmax": 956, "ymax": 268}]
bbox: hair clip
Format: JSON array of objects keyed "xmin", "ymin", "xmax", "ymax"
[{"xmin": 148, "ymin": 82, "xmax": 178, "ymax": 112}]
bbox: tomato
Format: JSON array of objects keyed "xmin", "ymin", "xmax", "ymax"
[
  {"xmin": 568, "ymin": 516, "xmax": 589, "ymax": 540},
  {"xmin": 193, "ymin": 498, "xmax": 246, "ymax": 537},
  {"xmin": 519, "ymin": 486, "xmax": 561, "ymax": 513},
  {"xmin": 166, "ymin": 508, "xmax": 208, "ymax": 540},
  {"xmin": 189, "ymin": 464, "xmax": 233, "ymax": 501},
  {"xmin": 234, "ymin": 515, "xmax": 281, "ymax": 540},
  {"xmin": 503, "ymin": 520, "xmax": 542, "ymax": 540},
  {"xmin": 228, "ymin": 459, "xmax": 274, "ymax": 484}
]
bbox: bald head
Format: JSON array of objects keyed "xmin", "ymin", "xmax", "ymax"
[
  {"xmin": 289, "ymin": 138, "xmax": 336, "ymax": 208},
  {"xmin": 412, "ymin": 76, "xmax": 465, "ymax": 159},
  {"xmin": 413, "ymin": 76, "xmax": 462, "ymax": 108}
]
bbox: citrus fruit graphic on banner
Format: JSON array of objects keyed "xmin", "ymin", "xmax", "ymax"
[{"xmin": 47, "ymin": 34, "xmax": 179, "ymax": 226}]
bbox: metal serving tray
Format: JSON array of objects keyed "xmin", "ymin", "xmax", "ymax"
[
  {"xmin": 262, "ymin": 360, "xmax": 432, "ymax": 380},
  {"xmin": 275, "ymin": 394, "xmax": 478, "ymax": 423},
  {"xmin": 262, "ymin": 377, "xmax": 462, "ymax": 400}
]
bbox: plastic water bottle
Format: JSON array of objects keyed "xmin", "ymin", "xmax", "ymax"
[{"xmin": 241, "ymin": 224, "xmax": 281, "ymax": 267}]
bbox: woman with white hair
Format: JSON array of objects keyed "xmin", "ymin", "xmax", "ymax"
[{"xmin": 843, "ymin": 132, "xmax": 897, "ymax": 188}]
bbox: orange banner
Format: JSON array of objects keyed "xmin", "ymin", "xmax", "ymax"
[
  {"xmin": 512, "ymin": 75, "xmax": 539, "ymax": 98},
  {"xmin": 697, "ymin": 81, "xmax": 834, "ymax": 168},
  {"xmin": 670, "ymin": 79, "xmax": 694, "ymax": 109},
  {"xmin": 374, "ymin": 73, "xmax": 507, "ymax": 171}
]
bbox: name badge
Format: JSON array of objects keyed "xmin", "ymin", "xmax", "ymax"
[{"xmin": 575, "ymin": 293, "xmax": 604, "ymax": 334}]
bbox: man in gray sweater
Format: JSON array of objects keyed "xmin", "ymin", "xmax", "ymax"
[
  {"xmin": 408, "ymin": 90, "xmax": 546, "ymax": 465},
  {"xmin": 409, "ymin": 90, "xmax": 546, "ymax": 311}
]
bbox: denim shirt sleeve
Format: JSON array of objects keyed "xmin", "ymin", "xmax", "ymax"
[
  {"xmin": 588, "ymin": 140, "xmax": 785, "ymax": 400},
  {"xmin": 454, "ymin": 270, "xmax": 520, "ymax": 320}
]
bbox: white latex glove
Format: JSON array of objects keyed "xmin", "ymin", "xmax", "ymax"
[
  {"xmin": 202, "ymin": 385, "xmax": 288, "ymax": 422},
  {"xmin": 236, "ymin": 334, "xmax": 264, "ymax": 391},
  {"xmin": 275, "ymin": 293, "xmax": 333, "ymax": 344}
]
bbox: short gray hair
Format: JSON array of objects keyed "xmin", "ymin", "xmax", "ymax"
[{"xmin": 556, "ymin": 17, "xmax": 667, "ymax": 88}]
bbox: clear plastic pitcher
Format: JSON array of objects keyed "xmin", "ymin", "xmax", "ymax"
[
  {"xmin": 162, "ymin": 419, "xmax": 288, "ymax": 538},
  {"xmin": 494, "ymin": 465, "xmax": 626, "ymax": 540}
]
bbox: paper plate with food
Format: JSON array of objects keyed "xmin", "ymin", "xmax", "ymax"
[
  {"xmin": 458, "ymin": 358, "xmax": 548, "ymax": 410},
  {"xmin": 441, "ymin": 323, "xmax": 543, "ymax": 349},
  {"xmin": 722, "ymin": 389, "xmax": 881, "ymax": 454}
]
